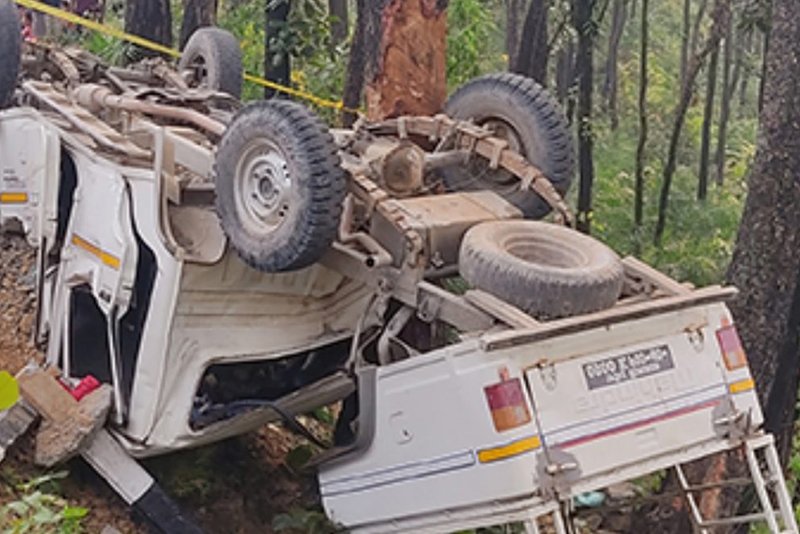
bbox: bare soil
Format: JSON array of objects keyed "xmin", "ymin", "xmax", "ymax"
[{"xmin": 0, "ymin": 233, "xmax": 320, "ymax": 534}]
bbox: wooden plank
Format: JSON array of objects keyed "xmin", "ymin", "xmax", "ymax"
[
  {"xmin": 622, "ymin": 256, "xmax": 691, "ymax": 296},
  {"xmin": 17, "ymin": 369, "xmax": 77, "ymax": 422},
  {"xmin": 481, "ymin": 286, "xmax": 737, "ymax": 352},
  {"xmin": 465, "ymin": 289, "xmax": 541, "ymax": 329}
]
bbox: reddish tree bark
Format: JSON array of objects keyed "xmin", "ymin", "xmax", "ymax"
[
  {"xmin": 344, "ymin": 0, "xmax": 448, "ymax": 124},
  {"xmin": 369, "ymin": 0, "xmax": 448, "ymax": 120}
]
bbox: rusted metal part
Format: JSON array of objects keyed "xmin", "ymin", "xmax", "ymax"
[
  {"xmin": 72, "ymin": 84, "xmax": 226, "ymax": 137},
  {"xmin": 339, "ymin": 195, "xmax": 394, "ymax": 268},
  {"xmin": 368, "ymin": 115, "xmax": 574, "ymax": 225},
  {"xmin": 348, "ymin": 173, "xmax": 426, "ymax": 268},
  {"xmin": 47, "ymin": 48, "xmax": 81, "ymax": 86},
  {"xmin": 152, "ymin": 61, "xmax": 190, "ymax": 91},
  {"xmin": 349, "ymin": 136, "xmax": 427, "ymax": 197},
  {"xmin": 24, "ymin": 81, "xmax": 151, "ymax": 159}
]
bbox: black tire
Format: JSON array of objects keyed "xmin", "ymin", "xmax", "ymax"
[
  {"xmin": 214, "ymin": 100, "xmax": 346, "ymax": 272},
  {"xmin": 179, "ymin": 27, "xmax": 243, "ymax": 99},
  {"xmin": 0, "ymin": 0, "xmax": 20, "ymax": 107},
  {"xmin": 443, "ymin": 73, "xmax": 574, "ymax": 219},
  {"xmin": 460, "ymin": 221, "xmax": 624, "ymax": 318}
]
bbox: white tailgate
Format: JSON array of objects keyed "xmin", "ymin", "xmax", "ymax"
[{"xmin": 526, "ymin": 323, "xmax": 731, "ymax": 484}]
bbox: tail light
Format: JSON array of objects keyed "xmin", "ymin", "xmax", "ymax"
[{"xmin": 716, "ymin": 323, "xmax": 747, "ymax": 371}]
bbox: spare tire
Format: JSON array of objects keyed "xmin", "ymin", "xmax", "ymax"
[
  {"xmin": 443, "ymin": 73, "xmax": 574, "ymax": 220},
  {"xmin": 179, "ymin": 27, "xmax": 243, "ymax": 99},
  {"xmin": 0, "ymin": 0, "xmax": 20, "ymax": 107},
  {"xmin": 214, "ymin": 100, "xmax": 346, "ymax": 272},
  {"xmin": 460, "ymin": 221, "xmax": 624, "ymax": 318}
]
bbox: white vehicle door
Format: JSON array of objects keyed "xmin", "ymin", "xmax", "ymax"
[{"xmin": 0, "ymin": 109, "xmax": 60, "ymax": 247}]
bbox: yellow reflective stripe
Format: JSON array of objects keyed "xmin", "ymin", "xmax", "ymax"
[
  {"xmin": 12, "ymin": 0, "xmax": 358, "ymax": 112},
  {"xmin": 478, "ymin": 436, "xmax": 541, "ymax": 464},
  {"xmin": 71, "ymin": 235, "xmax": 121, "ymax": 270},
  {"xmin": 0, "ymin": 192, "xmax": 28, "ymax": 204},
  {"xmin": 729, "ymin": 378, "xmax": 755, "ymax": 394}
]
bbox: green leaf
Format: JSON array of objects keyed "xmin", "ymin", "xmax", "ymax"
[
  {"xmin": 5, "ymin": 500, "xmax": 30, "ymax": 515},
  {"xmin": 61, "ymin": 506, "xmax": 88, "ymax": 520},
  {"xmin": 31, "ymin": 506, "xmax": 58, "ymax": 524},
  {"xmin": 285, "ymin": 444, "xmax": 314, "ymax": 474},
  {"xmin": 0, "ymin": 371, "xmax": 20, "ymax": 410}
]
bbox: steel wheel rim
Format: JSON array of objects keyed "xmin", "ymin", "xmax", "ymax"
[{"xmin": 234, "ymin": 138, "xmax": 292, "ymax": 235}]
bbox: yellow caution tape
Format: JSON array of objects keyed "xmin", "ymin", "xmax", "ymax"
[{"xmin": 12, "ymin": 0, "xmax": 356, "ymax": 112}]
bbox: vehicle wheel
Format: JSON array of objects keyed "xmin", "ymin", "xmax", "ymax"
[
  {"xmin": 443, "ymin": 73, "xmax": 574, "ymax": 219},
  {"xmin": 459, "ymin": 221, "xmax": 624, "ymax": 318},
  {"xmin": 214, "ymin": 100, "xmax": 346, "ymax": 272},
  {"xmin": 0, "ymin": 0, "xmax": 20, "ymax": 107},
  {"xmin": 179, "ymin": 27, "xmax": 243, "ymax": 99}
]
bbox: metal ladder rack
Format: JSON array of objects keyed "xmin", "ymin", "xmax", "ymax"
[
  {"xmin": 520, "ymin": 435, "xmax": 797, "ymax": 534},
  {"xmin": 675, "ymin": 434, "xmax": 796, "ymax": 534}
]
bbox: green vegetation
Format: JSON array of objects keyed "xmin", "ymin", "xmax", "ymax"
[{"xmin": 0, "ymin": 471, "xmax": 87, "ymax": 534}]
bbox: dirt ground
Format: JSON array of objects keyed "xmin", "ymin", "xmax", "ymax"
[{"xmin": 0, "ymin": 233, "xmax": 321, "ymax": 534}]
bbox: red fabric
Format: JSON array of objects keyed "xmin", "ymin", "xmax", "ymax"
[{"xmin": 59, "ymin": 375, "xmax": 101, "ymax": 401}]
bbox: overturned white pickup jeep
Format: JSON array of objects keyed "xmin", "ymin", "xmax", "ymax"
[{"xmin": 0, "ymin": 2, "xmax": 796, "ymax": 533}]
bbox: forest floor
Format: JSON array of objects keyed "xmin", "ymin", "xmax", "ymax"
[{"xmin": 0, "ymin": 233, "xmax": 322, "ymax": 534}]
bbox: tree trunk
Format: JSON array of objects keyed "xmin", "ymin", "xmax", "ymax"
[
  {"xmin": 344, "ymin": 0, "xmax": 448, "ymax": 123},
  {"xmin": 506, "ymin": 0, "xmax": 521, "ymax": 67},
  {"xmin": 689, "ymin": 0, "xmax": 708, "ymax": 60},
  {"xmin": 513, "ymin": 0, "xmax": 549, "ymax": 85},
  {"xmin": 179, "ymin": 0, "xmax": 217, "ymax": 50},
  {"xmin": 697, "ymin": 46, "xmax": 719, "ymax": 201},
  {"xmin": 739, "ymin": 29, "xmax": 755, "ymax": 114},
  {"xmin": 574, "ymin": 0, "xmax": 594, "ymax": 235},
  {"xmin": 714, "ymin": 21, "xmax": 734, "ymax": 186},
  {"xmin": 125, "ymin": 0, "xmax": 172, "ymax": 57},
  {"xmin": 604, "ymin": 0, "xmax": 627, "ymax": 130},
  {"xmin": 654, "ymin": 0, "xmax": 729, "ymax": 245},
  {"xmin": 635, "ymin": 0, "xmax": 649, "ymax": 228},
  {"xmin": 556, "ymin": 38, "xmax": 575, "ymax": 105},
  {"xmin": 680, "ymin": 0, "xmax": 690, "ymax": 89},
  {"xmin": 342, "ymin": 0, "xmax": 370, "ymax": 126},
  {"xmin": 264, "ymin": 0, "xmax": 291, "ymax": 98},
  {"xmin": 329, "ymin": 0, "xmax": 349, "ymax": 45},
  {"xmin": 728, "ymin": 0, "xmax": 800, "ymax": 467}
]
